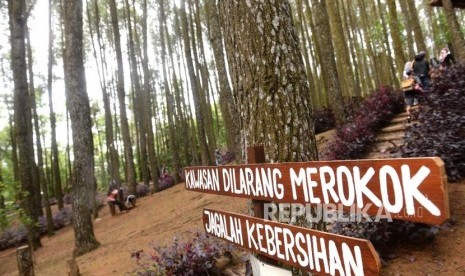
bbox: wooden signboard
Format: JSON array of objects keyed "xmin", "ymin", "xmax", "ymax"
[
  {"xmin": 186, "ymin": 157, "xmax": 449, "ymax": 224},
  {"xmin": 203, "ymin": 209, "xmax": 381, "ymax": 275}
]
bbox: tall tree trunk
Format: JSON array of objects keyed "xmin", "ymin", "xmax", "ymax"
[
  {"xmin": 171, "ymin": 4, "xmax": 194, "ymax": 166},
  {"xmin": 425, "ymin": 0, "xmax": 441, "ymax": 55},
  {"xmin": 191, "ymin": 0, "xmax": 216, "ymax": 160},
  {"xmin": 124, "ymin": 0, "xmax": 149, "ymax": 188},
  {"xmin": 0, "ymin": 154, "xmax": 6, "ymax": 226},
  {"xmin": 376, "ymin": 0, "xmax": 397, "ymax": 85},
  {"xmin": 399, "ymin": 0, "xmax": 416, "ymax": 58},
  {"xmin": 304, "ymin": 0, "xmax": 327, "ymax": 105},
  {"xmin": 220, "ymin": 3, "xmax": 325, "ymax": 250},
  {"xmin": 387, "ymin": 0, "xmax": 406, "ymax": 81},
  {"xmin": 108, "ymin": 0, "xmax": 137, "ymax": 194},
  {"xmin": 294, "ymin": 0, "xmax": 319, "ymax": 105},
  {"xmin": 326, "ymin": 0, "xmax": 356, "ymax": 99},
  {"xmin": 25, "ymin": 21, "xmax": 55, "ymax": 235},
  {"xmin": 311, "ymin": 0, "xmax": 348, "ymax": 126},
  {"xmin": 87, "ymin": 0, "xmax": 121, "ymax": 187},
  {"xmin": 24, "ymin": 20, "xmax": 44, "ymax": 219},
  {"xmin": 159, "ymin": 0, "xmax": 181, "ymax": 183},
  {"xmin": 63, "ymin": 0, "xmax": 100, "ymax": 256},
  {"xmin": 141, "ymin": 0, "xmax": 160, "ymax": 191},
  {"xmin": 204, "ymin": 0, "xmax": 240, "ymax": 157},
  {"xmin": 358, "ymin": 0, "xmax": 383, "ymax": 87},
  {"xmin": 442, "ymin": 0, "xmax": 465, "ymax": 60},
  {"xmin": 219, "ymin": 0, "xmax": 319, "ymax": 163},
  {"xmin": 6, "ymin": 99, "xmax": 19, "ymax": 183},
  {"xmin": 407, "ymin": 0, "xmax": 427, "ymax": 55},
  {"xmin": 91, "ymin": 107, "xmax": 107, "ymax": 198},
  {"xmin": 179, "ymin": 1, "xmax": 212, "ymax": 165},
  {"xmin": 8, "ymin": 0, "xmax": 42, "ymax": 250},
  {"xmin": 339, "ymin": 0, "xmax": 362, "ymax": 97},
  {"xmin": 48, "ymin": 0, "xmax": 64, "ymax": 210}
]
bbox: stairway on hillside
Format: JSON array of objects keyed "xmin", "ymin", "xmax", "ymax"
[{"xmin": 364, "ymin": 106, "xmax": 419, "ymax": 159}]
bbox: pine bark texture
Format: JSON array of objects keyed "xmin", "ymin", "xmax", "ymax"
[
  {"xmin": 407, "ymin": 0, "xmax": 427, "ymax": 54},
  {"xmin": 159, "ymin": 0, "xmax": 181, "ymax": 183},
  {"xmin": 16, "ymin": 245, "xmax": 34, "ymax": 276},
  {"xmin": 124, "ymin": 0, "xmax": 149, "ymax": 189},
  {"xmin": 399, "ymin": 0, "xmax": 416, "ymax": 58},
  {"xmin": 326, "ymin": 0, "xmax": 356, "ymax": 99},
  {"xmin": 180, "ymin": 0, "xmax": 213, "ymax": 165},
  {"xmin": 311, "ymin": 0, "xmax": 348, "ymax": 126},
  {"xmin": 48, "ymin": 0, "xmax": 64, "ymax": 210},
  {"xmin": 142, "ymin": 0, "xmax": 160, "ymax": 191},
  {"xmin": 387, "ymin": 0, "xmax": 406, "ymax": 81},
  {"xmin": 8, "ymin": 0, "xmax": 42, "ymax": 250},
  {"xmin": 108, "ymin": 0, "xmax": 137, "ymax": 194},
  {"xmin": 205, "ymin": 0, "xmax": 240, "ymax": 157},
  {"xmin": 63, "ymin": 0, "xmax": 100, "ymax": 256},
  {"xmin": 88, "ymin": 0, "xmax": 121, "ymax": 187},
  {"xmin": 219, "ymin": 0, "xmax": 318, "ymax": 163}
]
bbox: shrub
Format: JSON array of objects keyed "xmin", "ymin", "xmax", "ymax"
[
  {"xmin": 159, "ymin": 175, "xmax": 175, "ymax": 191},
  {"xmin": 330, "ymin": 219, "xmax": 440, "ymax": 255},
  {"xmin": 0, "ymin": 225, "xmax": 27, "ymax": 251},
  {"xmin": 136, "ymin": 184, "xmax": 151, "ymax": 197},
  {"xmin": 53, "ymin": 207, "xmax": 73, "ymax": 228},
  {"xmin": 400, "ymin": 62, "xmax": 465, "ymax": 182},
  {"xmin": 320, "ymin": 86, "xmax": 404, "ymax": 160},
  {"xmin": 0, "ymin": 207, "xmax": 73, "ymax": 250},
  {"xmin": 313, "ymin": 107, "xmax": 335, "ymax": 134},
  {"xmin": 132, "ymin": 231, "xmax": 234, "ymax": 276},
  {"xmin": 63, "ymin": 194, "xmax": 72, "ymax": 205},
  {"xmin": 221, "ymin": 151, "xmax": 236, "ymax": 165}
]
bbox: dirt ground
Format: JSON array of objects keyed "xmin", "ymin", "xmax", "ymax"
[{"xmin": 0, "ymin": 184, "xmax": 249, "ymax": 275}]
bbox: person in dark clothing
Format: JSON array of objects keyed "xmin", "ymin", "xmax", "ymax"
[{"xmin": 412, "ymin": 51, "xmax": 431, "ymax": 90}]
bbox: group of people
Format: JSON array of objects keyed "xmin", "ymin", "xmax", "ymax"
[
  {"xmin": 107, "ymin": 181, "xmax": 136, "ymax": 215},
  {"xmin": 402, "ymin": 47, "xmax": 455, "ymax": 118}
]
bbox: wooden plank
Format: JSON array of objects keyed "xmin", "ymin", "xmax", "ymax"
[
  {"xmin": 185, "ymin": 157, "xmax": 449, "ymax": 224},
  {"xmin": 203, "ymin": 209, "xmax": 381, "ymax": 275}
]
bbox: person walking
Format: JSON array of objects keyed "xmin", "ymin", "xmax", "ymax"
[
  {"xmin": 412, "ymin": 51, "xmax": 431, "ymax": 90},
  {"xmin": 402, "ymin": 62, "xmax": 424, "ymax": 121}
]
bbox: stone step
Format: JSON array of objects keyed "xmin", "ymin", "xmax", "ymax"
[
  {"xmin": 390, "ymin": 116, "xmax": 409, "ymax": 124},
  {"xmin": 398, "ymin": 111, "xmax": 409, "ymax": 117},
  {"xmin": 370, "ymin": 139, "xmax": 404, "ymax": 152},
  {"xmin": 364, "ymin": 151, "xmax": 394, "ymax": 159},
  {"xmin": 376, "ymin": 132, "xmax": 405, "ymax": 142},
  {"xmin": 381, "ymin": 124, "xmax": 407, "ymax": 133}
]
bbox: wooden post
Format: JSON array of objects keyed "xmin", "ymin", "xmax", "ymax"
[
  {"xmin": 247, "ymin": 146, "xmax": 268, "ymax": 219},
  {"xmin": 16, "ymin": 245, "xmax": 34, "ymax": 276},
  {"xmin": 247, "ymin": 146, "xmax": 277, "ymax": 266}
]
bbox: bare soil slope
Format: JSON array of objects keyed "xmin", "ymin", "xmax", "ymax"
[{"xmin": 0, "ymin": 185, "xmax": 248, "ymax": 275}]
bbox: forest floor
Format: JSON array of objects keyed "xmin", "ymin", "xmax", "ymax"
[{"xmin": 1, "ymin": 125, "xmax": 465, "ymax": 275}]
